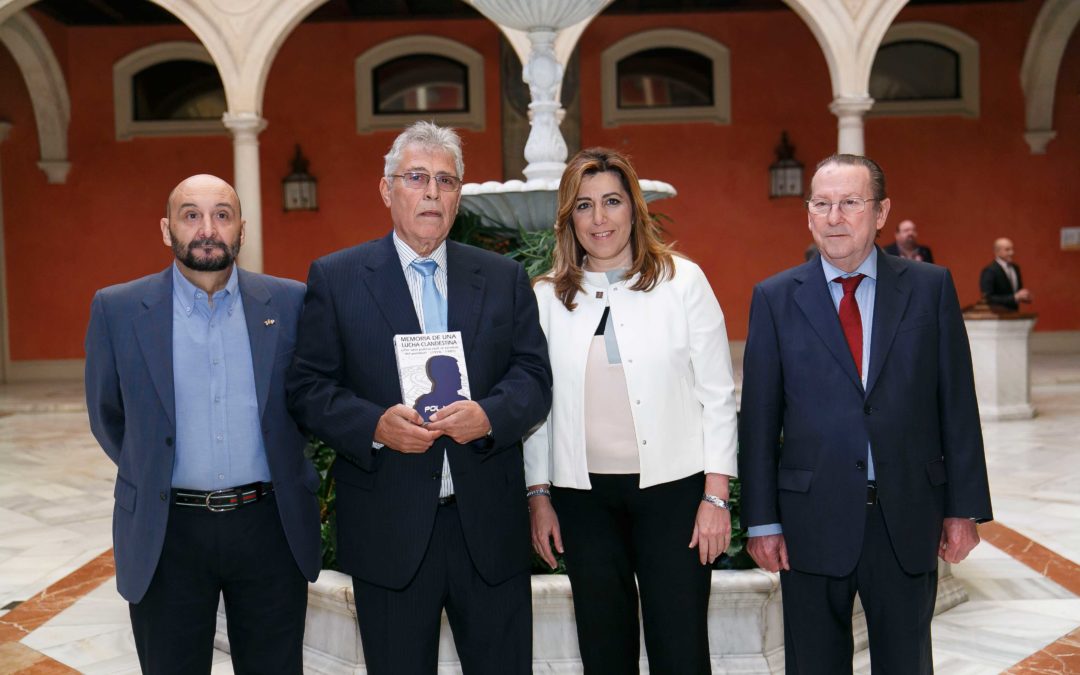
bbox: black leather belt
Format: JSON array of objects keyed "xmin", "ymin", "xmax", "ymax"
[
  {"xmin": 866, "ymin": 482, "xmax": 878, "ymax": 506},
  {"xmin": 174, "ymin": 481, "xmax": 273, "ymax": 512},
  {"xmin": 438, "ymin": 494, "xmax": 456, "ymax": 506}
]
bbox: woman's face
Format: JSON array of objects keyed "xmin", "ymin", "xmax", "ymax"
[{"xmin": 570, "ymin": 171, "xmax": 634, "ymax": 269}]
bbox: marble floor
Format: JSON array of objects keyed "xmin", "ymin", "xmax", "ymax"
[{"xmin": 1, "ymin": 353, "xmax": 1079, "ymax": 674}]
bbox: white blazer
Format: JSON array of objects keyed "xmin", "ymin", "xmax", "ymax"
[{"xmin": 524, "ymin": 256, "xmax": 738, "ymax": 489}]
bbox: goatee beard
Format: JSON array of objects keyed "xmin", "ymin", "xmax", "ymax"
[{"xmin": 173, "ymin": 237, "xmax": 239, "ymax": 272}]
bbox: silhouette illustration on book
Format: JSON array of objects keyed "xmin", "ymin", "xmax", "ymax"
[{"xmin": 414, "ymin": 354, "xmax": 467, "ymax": 422}]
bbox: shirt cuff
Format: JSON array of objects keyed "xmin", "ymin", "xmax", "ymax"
[{"xmin": 748, "ymin": 523, "xmax": 783, "ymax": 537}]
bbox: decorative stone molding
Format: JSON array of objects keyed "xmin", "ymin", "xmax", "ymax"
[
  {"xmin": 600, "ymin": 28, "xmax": 731, "ymax": 128},
  {"xmin": 354, "ymin": 36, "xmax": 485, "ymax": 133},
  {"xmin": 1020, "ymin": 0, "xmax": 1080, "ymax": 155},
  {"xmin": 966, "ymin": 316, "xmax": 1038, "ymax": 421},
  {"xmin": 0, "ymin": 11, "xmax": 71, "ymax": 183},
  {"xmin": 829, "ymin": 95, "xmax": 874, "ymax": 155},
  {"xmin": 868, "ymin": 22, "xmax": 980, "ymax": 119},
  {"xmin": 223, "ymin": 112, "xmax": 267, "ymax": 274},
  {"xmin": 113, "ymin": 41, "xmax": 227, "ymax": 140}
]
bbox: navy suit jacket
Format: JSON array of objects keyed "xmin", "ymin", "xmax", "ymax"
[
  {"xmin": 85, "ymin": 267, "xmax": 322, "ymax": 603},
  {"xmin": 980, "ymin": 260, "xmax": 1023, "ymax": 311},
  {"xmin": 738, "ymin": 250, "xmax": 992, "ymax": 577},
  {"xmin": 286, "ymin": 234, "xmax": 552, "ymax": 589}
]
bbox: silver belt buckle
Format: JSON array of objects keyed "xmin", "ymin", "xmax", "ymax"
[{"xmin": 205, "ymin": 488, "xmax": 236, "ymax": 512}]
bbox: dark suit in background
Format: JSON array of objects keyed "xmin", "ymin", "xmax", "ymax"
[
  {"xmin": 883, "ymin": 241, "xmax": 934, "ymax": 263},
  {"xmin": 980, "ymin": 259, "xmax": 1023, "ymax": 310}
]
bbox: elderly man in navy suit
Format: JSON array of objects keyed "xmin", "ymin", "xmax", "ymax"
[
  {"xmin": 286, "ymin": 122, "xmax": 551, "ymax": 675},
  {"xmin": 85, "ymin": 174, "xmax": 321, "ymax": 674},
  {"xmin": 739, "ymin": 155, "xmax": 992, "ymax": 674}
]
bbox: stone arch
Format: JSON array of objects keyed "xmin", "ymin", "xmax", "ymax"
[
  {"xmin": 0, "ymin": 10, "xmax": 70, "ymax": 183},
  {"xmin": 1019, "ymin": 0, "xmax": 1080, "ymax": 154}
]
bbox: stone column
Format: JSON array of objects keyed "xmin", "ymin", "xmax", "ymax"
[
  {"xmin": 222, "ymin": 112, "xmax": 267, "ymax": 273},
  {"xmin": 0, "ymin": 121, "xmax": 11, "ymax": 382},
  {"xmin": 828, "ymin": 96, "xmax": 874, "ymax": 155},
  {"xmin": 965, "ymin": 313, "xmax": 1038, "ymax": 421}
]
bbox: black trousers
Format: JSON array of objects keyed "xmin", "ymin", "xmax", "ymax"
[
  {"xmin": 129, "ymin": 493, "xmax": 308, "ymax": 675},
  {"xmin": 352, "ymin": 501, "xmax": 531, "ymax": 675},
  {"xmin": 553, "ymin": 473, "xmax": 712, "ymax": 675},
  {"xmin": 780, "ymin": 497, "xmax": 937, "ymax": 675}
]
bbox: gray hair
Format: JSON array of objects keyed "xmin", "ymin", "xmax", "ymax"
[{"xmin": 383, "ymin": 121, "xmax": 464, "ymax": 179}]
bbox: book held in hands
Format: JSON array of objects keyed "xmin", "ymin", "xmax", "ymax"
[{"xmin": 393, "ymin": 331, "xmax": 471, "ymax": 423}]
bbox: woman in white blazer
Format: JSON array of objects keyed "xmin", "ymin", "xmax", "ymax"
[{"xmin": 525, "ymin": 148, "xmax": 739, "ymax": 674}]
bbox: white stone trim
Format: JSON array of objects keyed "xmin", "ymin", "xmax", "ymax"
[
  {"xmin": 1031, "ymin": 330, "xmax": 1080, "ymax": 355},
  {"xmin": 1020, "ymin": 0, "xmax": 1080, "ymax": 154},
  {"xmin": 0, "ymin": 122, "xmax": 10, "ymax": 383},
  {"xmin": 0, "ymin": 11, "xmax": 71, "ymax": 183},
  {"xmin": 355, "ymin": 35, "xmax": 486, "ymax": 133},
  {"xmin": 113, "ymin": 41, "xmax": 227, "ymax": 140},
  {"xmin": 600, "ymin": 28, "xmax": 730, "ymax": 128},
  {"xmin": 868, "ymin": 22, "xmax": 980, "ymax": 118}
]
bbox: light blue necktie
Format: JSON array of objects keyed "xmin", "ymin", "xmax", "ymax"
[{"xmin": 410, "ymin": 259, "xmax": 447, "ymax": 333}]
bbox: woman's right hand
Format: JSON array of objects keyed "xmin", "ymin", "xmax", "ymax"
[{"xmin": 528, "ymin": 488, "xmax": 564, "ymax": 570}]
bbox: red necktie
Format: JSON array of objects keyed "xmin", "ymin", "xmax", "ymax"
[{"xmin": 834, "ymin": 274, "xmax": 866, "ymax": 377}]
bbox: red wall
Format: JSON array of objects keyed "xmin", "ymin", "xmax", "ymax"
[{"xmin": 0, "ymin": 1, "xmax": 1076, "ymax": 361}]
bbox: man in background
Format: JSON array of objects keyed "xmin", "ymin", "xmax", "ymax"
[
  {"xmin": 884, "ymin": 218, "xmax": 934, "ymax": 263},
  {"xmin": 980, "ymin": 237, "xmax": 1031, "ymax": 311}
]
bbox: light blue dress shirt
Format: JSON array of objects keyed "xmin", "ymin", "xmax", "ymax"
[
  {"xmin": 748, "ymin": 249, "xmax": 878, "ymax": 538},
  {"xmin": 171, "ymin": 264, "xmax": 271, "ymax": 489}
]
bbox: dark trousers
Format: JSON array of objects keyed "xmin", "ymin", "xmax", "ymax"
[
  {"xmin": 780, "ymin": 498, "xmax": 937, "ymax": 675},
  {"xmin": 553, "ymin": 473, "xmax": 712, "ymax": 675},
  {"xmin": 129, "ymin": 493, "xmax": 308, "ymax": 675},
  {"xmin": 351, "ymin": 501, "xmax": 531, "ymax": 675}
]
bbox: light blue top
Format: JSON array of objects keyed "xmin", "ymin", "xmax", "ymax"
[
  {"xmin": 748, "ymin": 249, "xmax": 878, "ymax": 538},
  {"xmin": 170, "ymin": 264, "xmax": 270, "ymax": 490}
]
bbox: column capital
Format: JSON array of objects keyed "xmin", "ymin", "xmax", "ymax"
[
  {"xmin": 0, "ymin": 121, "xmax": 11, "ymax": 143},
  {"xmin": 222, "ymin": 112, "xmax": 268, "ymax": 137},
  {"xmin": 828, "ymin": 95, "xmax": 874, "ymax": 118}
]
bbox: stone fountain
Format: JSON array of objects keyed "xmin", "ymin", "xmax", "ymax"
[{"xmin": 459, "ymin": 0, "xmax": 676, "ymax": 230}]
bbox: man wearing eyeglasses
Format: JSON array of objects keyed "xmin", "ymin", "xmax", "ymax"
[
  {"xmin": 739, "ymin": 154, "xmax": 992, "ymax": 674},
  {"xmin": 286, "ymin": 121, "xmax": 551, "ymax": 675}
]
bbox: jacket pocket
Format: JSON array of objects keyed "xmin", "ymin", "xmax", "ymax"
[
  {"xmin": 114, "ymin": 475, "xmax": 137, "ymax": 513},
  {"xmin": 925, "ymin": 458, "xmax": 948, "ymax": 486},
  {"xmin": 897, "ymin": 312, "xmax": 934, "ymax": 334},
  {"xmin": 778, "ymin": 467, "xmax": 814, "ymax": 493}
]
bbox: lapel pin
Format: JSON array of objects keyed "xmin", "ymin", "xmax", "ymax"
[{"xmin": 264, "ymin": 319, "xmax": 276, "ymax": 326}]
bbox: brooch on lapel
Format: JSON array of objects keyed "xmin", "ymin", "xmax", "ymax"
[{"xmin": 264, "ymin": 319, "xmax": 276, "ymax": 326}]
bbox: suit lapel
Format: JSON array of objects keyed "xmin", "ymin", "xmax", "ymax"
[
  {"xmin": 133, "ymin": 268, "xmax": 176, "ymax": 426},
  {"xmin": 446, "ymin": 241, "xmax": 485, "ymax": 347},
  {"xmin": 865, "ymin": 250, "xmax": 911, "ymax": 396},
  {"xmin": 362, "ymin": 233, "xmax": 423, "ymax": 335},
  {"xmin": 239, "ymin": 269, "xmax": 276, "ymax": 420},
  {"xmin": 793, "ymin": 258, "xmax": 863, "ymax": 393}
]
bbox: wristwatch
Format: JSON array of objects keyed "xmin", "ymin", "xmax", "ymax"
[{"xmin": 702, "ymin": 493, "xmax": 731, "ymax": 510}]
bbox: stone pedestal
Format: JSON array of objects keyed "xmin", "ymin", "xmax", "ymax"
[
  {"xmin": 964, "ymin": 309, "xmax": 1037, "ymax": 420},
  {"xmin": 215, "ymin": 561, "xmax": 966, "ymax": 673}
]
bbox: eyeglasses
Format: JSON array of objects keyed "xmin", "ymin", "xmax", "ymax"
[
  {"xmin": 389, "ymin": 172, "xmax": 462, "ymax": 193},
  {"xmin": 806, "ymin": 197, "xmax": 879, "ymax": 216}
]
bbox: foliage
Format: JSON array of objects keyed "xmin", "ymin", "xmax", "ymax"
[{"xmin": 310, "ymin": 209, "xmax": 754, "ymax": 573}]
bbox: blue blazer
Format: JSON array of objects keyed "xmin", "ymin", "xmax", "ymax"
[
  {"xmin": 85, "ymin": 267, "xmax": 322, "ymax": 603},
  {"xmin": 286, "ymin": 234, "xmax": 552, "ymax": 589},
  {"xmin": 738, "ymin": 250, "xmax": 992, "ymax": 577}
]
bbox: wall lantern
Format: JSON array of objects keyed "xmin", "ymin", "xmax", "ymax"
[
  {"xmin": 283, "ymin": 145, "xmax": 317, "ymax": 211},
  {"xmin": 769, "ymin": 131, "xmax": 804, "ymax": 199}
]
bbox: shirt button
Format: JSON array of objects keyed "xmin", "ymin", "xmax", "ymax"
[
  {"xmin": 212, "ymin": 359, "xmax": 219, "ymax": 365},
  {"xmin": 856, "ymin": 460, "xmax": 866, "ymax": 471},
  {"xmin": 165, "ymin": 436, "xmax": 173, "ymax": 446},
  {"xmin": 641, "ymin": 440, "xmax": 647, "ymax": 446},
  {"xmin": 635, "ymin": 400, "xmax": 641, "ymax": 404},
  {"xmin": 159, "ymin": 491, "xmax": 167, "ymax": 501},
  {"xmin": 214, "ymin": 396, "xmax": 221, "ymax": 403},
  {"xmin": 863, "ymin": 404, "xmax": 873, "ymax": 415},
  {"xmin": 218, "ymin": 474, "xmax": 225, "ymax": 480},
  {"xmin": 216, "ymin": 434, "xmax": 223, "ymax": 441},
  {"xmin": 431, "ymin": 472, "xmax": 441, "ymax": 481}
]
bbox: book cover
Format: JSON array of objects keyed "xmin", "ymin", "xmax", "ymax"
[{"xmin": 393, "ymin": 331, "xmax": 472, "ymax": 423}]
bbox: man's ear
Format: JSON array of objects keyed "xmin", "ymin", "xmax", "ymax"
[
  {"xmin": 160, "ymin": 218, "xmax": 172, "ymax": 248},
  {"xmin": 239, "ymin": 220, "xmax": 246, "ymax": 247},
  {"xmin": 379, "ymin": 177, "xmax": 392, "ymax": 207}
]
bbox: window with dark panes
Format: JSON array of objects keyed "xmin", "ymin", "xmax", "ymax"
[
  {"xmin": 870, "ymin": 41, "xmax": 960, "ymax": 101},
  {"xmin": 132, "ymin": 60, "xmax": 225, "ymax": 120},
  {"xmin": 374, "ymin": 54, "xmax": 468, "ymax": 114},
  {"xmin": 616, "ymin": 48, "xmax": 712, "ymax": 109}
]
